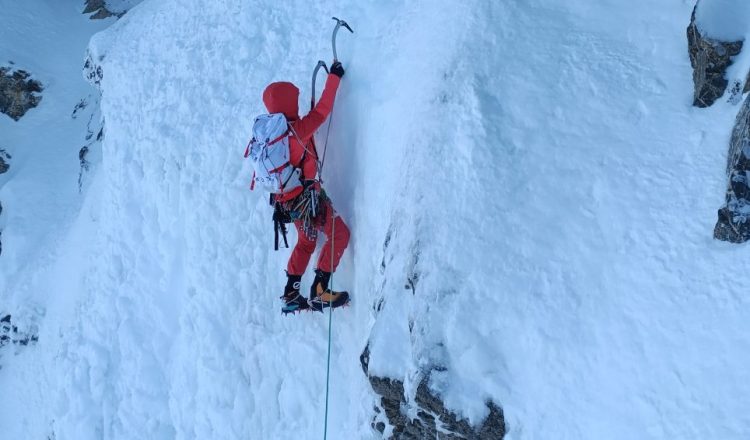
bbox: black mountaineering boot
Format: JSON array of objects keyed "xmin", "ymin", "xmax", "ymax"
[
  {"xmin": 281, "ymin": 273, "xmax": 309, "ymax": 315},
  {"xmin": 309, "ymin": 269, "xmax": 350, "ymax": 312}
]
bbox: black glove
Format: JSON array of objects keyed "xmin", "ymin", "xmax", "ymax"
[{"xmin": 330, "ymin": 61, "xmax": 345, "ymax": 78}]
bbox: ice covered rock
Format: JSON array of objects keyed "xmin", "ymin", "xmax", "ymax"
[
  {"xmin": 687, "ymin": 6, "xmax": 744, "ymax": 108},
  {"xmin": 0, "ymin": 314, "xmax": 39, "ymax": 369},
  {"xmin": 361, "ymin": 344, "xmax": 506, "ymax": 439},
  {"xmin": 0, "ymin": 66, "xmax": 43, "ymax": 121},
  {"xmin": 83, "ymin": 52, "xmax": 103, "ymax": 88},
  {"xmin": 83, "ymin": 0, "xmax": 142, "ymax": 19},
  {"xmin": 0, "ymin": 149, "xmax": 9, "ymax": 174},
  {"xmin": 715, "ymin": 93, "xmax": 750, "ymax": 242},
  {"xmin": 1, "ymin": 150, "xmax": 8, "ymax": 255}
]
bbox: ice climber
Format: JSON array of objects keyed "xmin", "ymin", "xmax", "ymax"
[{"xmin": 246, "ymin": 61, "xmax": 350, "ymax": 314}]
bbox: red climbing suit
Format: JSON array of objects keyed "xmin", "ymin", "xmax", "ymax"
[{"xmin": 262, "ymin": 74, "xmax": 350, "ymax": 275}]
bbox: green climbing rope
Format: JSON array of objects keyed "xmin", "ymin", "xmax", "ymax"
[{"xmin": 321, "ymin": 86, "xmax": 337, "ymax": 440}]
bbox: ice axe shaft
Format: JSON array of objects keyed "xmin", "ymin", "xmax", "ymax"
[
  {"xmin": 331, "ymin": 17, "xmax": 353, "ymax": 62},
  {"xmin": 311, "ymin": 60, "xmax": 328, "ymax": 110}
]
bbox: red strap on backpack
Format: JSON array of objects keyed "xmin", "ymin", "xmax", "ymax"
[{"xmin": 245, "ymin": 138, "xmax": 255, "ymax": 190}]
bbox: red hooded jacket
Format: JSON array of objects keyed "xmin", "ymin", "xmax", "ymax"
[{"xmin": 262, "ymin": 74, "xmax": 341, "ymax": 202}]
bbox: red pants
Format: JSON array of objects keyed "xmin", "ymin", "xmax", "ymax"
[{"xmin": 287, "ymin": 198, "xmax": 350, "ymax": 276}]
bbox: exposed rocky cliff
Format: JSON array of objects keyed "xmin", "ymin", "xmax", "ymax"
[
  {"xmin": 362, "ymin": 344, "xmax": 506, "ymax": 439},
  {"xmin": 714, "ymin": 93, "xmax": 750, "ymax": 242},
  {"xmin": 83, "ymin": 0, "xmax": 141, "ymax": 19},
  {"xmin": 0, "ymin": 66, "xmax": 43, "ymax": 121},
  {"xmin": 686, "ymin": 2, "xmax": 750, "ymax": 242},
  {"xmin": 687, "ymin": 7, "xmax": 744, "ymax": 108},
  {"xmin": 0, "ymin": 149, "xmax": 8, "ymax": 175}
]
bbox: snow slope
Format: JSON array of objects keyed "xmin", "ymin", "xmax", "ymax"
[
  {"xmin": 0, "ymin": 0, "xmax": 109, "ymax": 287},
  {"xmin": 2, "ymin": 0, "xmax": 750, "ymax": 439}
]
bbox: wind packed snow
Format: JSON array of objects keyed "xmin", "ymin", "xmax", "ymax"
[
  {"xmin": 695, "ymin": 0, "xmax": 750, "ymax": 41},
  {"xmin": 1, "ymin": 0, "xmax": 750, "ymax": 439}
]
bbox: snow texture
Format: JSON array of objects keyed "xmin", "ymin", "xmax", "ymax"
[
  {"xmin": 695, "ymin": 0, "xmax": 750, "ymax": 41},
  {"xmin": 1, "ymin": 0, "xmax": 750, "ymax": 439}
]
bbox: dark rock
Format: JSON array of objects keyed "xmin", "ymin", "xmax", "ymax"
[
  {"xmin": 72, "ymin": 98, "xmax": 88, "ymax": 119},
  {"xmin": 686, "ymin": 5, "xmax": 744, "ymax": 108},
  {"xmin": 361, "ymin": 344, "xmax": 506, "ymax": 440},
  {"xmin": 83, "ymin": 53, "xmax": 104, "ymax": 87},
  {"xmin": 477, "ymin": 402, "xmax": 506, "ymax": 440},
  {"xmin": 83, "ymin": 0, "xmax": 119, "ymax": 19},
  {"xmin": 78, "ymin": 109, "xmax": 104, "ymax": 193},
  {"xmin": 0, "ymin": 313, "xmax": 39, "ymax": 361},
  {"xmin": 79, "ymin": 146, "xmax": 90, "ymax": 192},
  {"xmin": 0, "ymin": 66, "xmax": 43, "ymax": 120},
  {"xmin": 375, "ymin": 421, "xmax": 386, "ymax": 433},
  {"xmin": 83, "ymin": 0, "xmax": 140, "ymax": 19},
  {"xmin": 361, "ymin": 342, "xmax": 371, "ymax": 375},
  {"xmin": 0, "ymin": 149, "xmax": 9, "ymax": 174},
  {"xmin": 715, "ymin": 92, "xmax": 750, "ymax": 242}
]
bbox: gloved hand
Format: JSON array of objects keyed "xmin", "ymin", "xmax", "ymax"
[{"xmin": 330, "ymin": 61, "xmax": 345, "ymax": 78}]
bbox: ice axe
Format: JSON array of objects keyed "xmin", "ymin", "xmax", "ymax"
[
  {"xmin": 311, "ymin": 17, "xmax": 352, "ymax": 108},
  {"xmin": 331, "ymin": 17, "xmax": 353, "ymax": 62},
  {"xmin": 311, "ymin": 60, "xmax": 328, "ymax": 110}
]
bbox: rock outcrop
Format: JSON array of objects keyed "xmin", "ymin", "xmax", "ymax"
[
  {"xmin": 361, "ymin": 344, "xmax": 506, "ymax": 439},
  {"xmin": 83, "ymin": 0, "xmax": 120, "ymax": 19},
  {"xmin": 715, "ymin": 93, "xmax": 750, "ymax": 242},
  {"xmin": 0, "ymin": 314, "xmax": 39, "ymax": 369},
  {"xmin": 0, "ymin": 66, "xmax": 43, "ymax": 121},
  {"xmin": 686, "ymin": 6, "xmax": 743, "ymax": 108},
  {"xmin": 1, "ymin": 150, "xmax": 8, "ymax": 255},
  {"xmin": 0, "ymin": 149, "xmax": 9, "ymax": 174},
  {"xmin": 83, "ymin": 0, "xmax": 141, "ymax": 19}
]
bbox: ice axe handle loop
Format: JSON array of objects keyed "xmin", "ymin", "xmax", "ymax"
[
  {"xmin": 311, "ymin": 60, "xmax": 329, "ymax": 110},
  {"xmin": 331, "ymin": 17, "xmax": 354, "ymax": 62}
]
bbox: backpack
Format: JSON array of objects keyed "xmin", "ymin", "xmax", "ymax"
[
  {"xmin": 244, "ymin": 113, "xmax": 308, "ymax": 251},
  {"xmin": 244, "ymin": 113, "xmax": 303, "ymax": 193}
]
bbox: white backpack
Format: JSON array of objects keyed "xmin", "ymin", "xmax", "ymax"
[{"xmin": 244, "ymin": 113, "xmax": 303, "ymax": 193}]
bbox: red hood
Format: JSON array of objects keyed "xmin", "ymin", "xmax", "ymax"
[{"xmin": 263, "ymin": 81, "xmax": 300, "ymax": 120}]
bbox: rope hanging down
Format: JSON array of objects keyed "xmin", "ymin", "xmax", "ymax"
[
  {"xmin": 321, "ymin": 15, "xmax": 352, "ymax": 440},
  {"xmin": 321, "ymin": 65, "xmax": 340, "ymax": 440}
]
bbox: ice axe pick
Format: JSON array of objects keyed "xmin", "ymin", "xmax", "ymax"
[{"xmin": 331, "ymin": 17, "xmax": 353, "ymax": 62}]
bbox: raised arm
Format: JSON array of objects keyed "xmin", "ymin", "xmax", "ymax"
[{"xmin": 292, "ymin": 73, "xmax": 341, "ymax": 142}]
